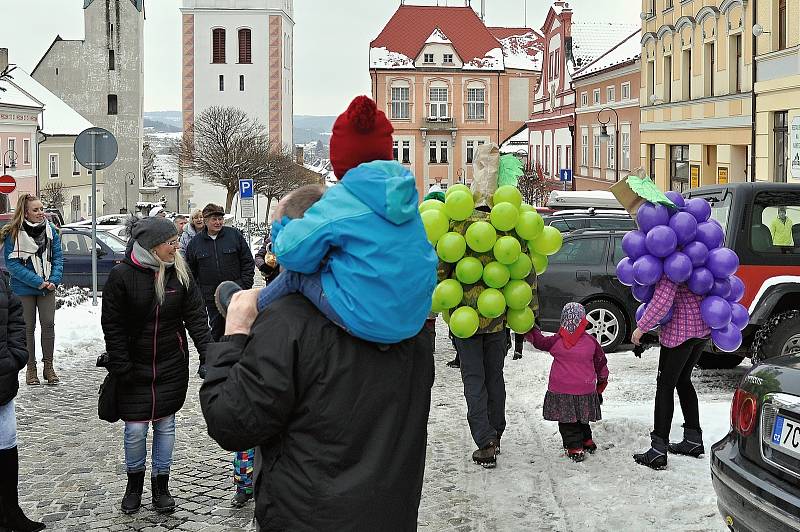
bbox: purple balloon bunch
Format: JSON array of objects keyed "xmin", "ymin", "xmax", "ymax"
[{"xmin": 616, "ymin": 192, "xmax": 747, "ymax": 352}]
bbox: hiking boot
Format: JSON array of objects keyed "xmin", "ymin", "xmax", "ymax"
[
  {"xmin": 25, "ymin": 365, "xmax": 40, "ymax": 386},
  {"xmin": 512, "ymin": 352, "xmax": 522, "ymax": 360},
  {"xmin": 214, "ymin": 281, "xmax": 242, "ymax": 319},
  {"xmin": 151, "ymin": 474, "xmax": 175, "ymax": 513},
  {"xmin": 121, "ymin": 471, "xmax": 145, "ymax": 514},
  {"xmin": 634, "ymin": 435, "xmax": 668, "ymax": 470},
  {"xmin": 42, "ymin": 361, "xmax": 59, "ymax": 385},
  {"xmin": 231, "ymin": 491, "xmax": 253, "ymax": 508},
  {"xmin": 445, "ymin": 357, "xmax": 460, "ymax": 369},
  {"xmin": 582, "ymin": 439, "xmax": 597, "ymax": 454},
  {"xmin": 668, "ymin": 427, "xmax": 705, "ymax": 457},
  {"xmin": 472, "ymin": 440, "xmax": 499, "ymax": 468},
  {"xmin": 566, "ymin": 448, "xmax": 585, "ymax": 462}
]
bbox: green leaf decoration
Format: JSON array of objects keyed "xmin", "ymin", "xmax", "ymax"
[
  {"xmin": 498, "ymin": 154, "xmax": 524, "ymax": 187},
  {"xmin": 626, "ymin": 174, "xmax": 676, "ymax": 208}
]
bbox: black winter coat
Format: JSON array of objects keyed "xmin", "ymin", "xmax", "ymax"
[
  {"xmin": 0, "ymin": 275, "xmax": 29, "ymax": 406},
  {"xmin": 185, "ymin": 227, "xmax": 255, "ymax": 302},
  {"xmin": 200, "ymin": 295, "xmax": 435, "ymax": 531},
  {"xmin": 101, "ymin": 257, "xmax": 212, "ymax": 421}
]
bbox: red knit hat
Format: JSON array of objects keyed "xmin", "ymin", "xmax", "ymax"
[{"xmin": 330, "ymin": 96, "xmax": 394, "ymax": 179}]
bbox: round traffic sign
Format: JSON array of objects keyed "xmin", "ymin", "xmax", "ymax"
[
  {"xmin": 74, "ymin": 127, "xmax": 118, "ymax": 170},
  {"xmin": 0, "ymin": 174, "xmax": 17, "ymax": 195}
]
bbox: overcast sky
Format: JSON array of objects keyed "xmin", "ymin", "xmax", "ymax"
[{"xmin": 1, "ymin": 0, "xmax": 639, "ymax": 116}]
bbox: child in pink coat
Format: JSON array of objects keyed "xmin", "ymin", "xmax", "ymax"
[{"xmin": 526, "ymin": 302, "xmax": 609, "ymax": 462}]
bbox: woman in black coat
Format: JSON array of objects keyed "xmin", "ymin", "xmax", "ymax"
[
  {"xmin": 0, "ymin": 275, "xmax": 45, "ymax": 531},
  {"xmin": 101, "ymin": 217, "xmax": 211, "ymax": 515}
]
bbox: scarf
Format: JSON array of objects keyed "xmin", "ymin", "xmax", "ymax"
[
  {"xmin": 12, "ymin": 221, "xmax": 53, "ymax": 281},
  {"xmin": 558, "ymin": 302, "xmax": 589, "ymax": 348},
  {"xmin": 132, "ymin": 241, "xmax": 173, "ymax": 272}
]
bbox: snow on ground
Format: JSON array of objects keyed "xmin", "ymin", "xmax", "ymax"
[{"xmin": 47, "ymin": 299, "xmax": 105, "ymax": 370}]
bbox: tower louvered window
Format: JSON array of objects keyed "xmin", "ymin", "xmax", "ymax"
[
  {"xmin": 239, "ymin": 29, "xmax": 252, "ymax": 64},
  {"xmin": 213, "ymin": 28, "xmax": 226, "ymax": 64}
]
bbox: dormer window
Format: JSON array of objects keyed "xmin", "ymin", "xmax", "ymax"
[
  {"xmin": 424, "ymin": 53, "xmax": 434, "ymax": 64},
  {"xmin": 443, "ymin": 53, "xmax": 453, "ymax": 64}
]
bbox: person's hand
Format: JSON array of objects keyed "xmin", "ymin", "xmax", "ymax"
[
  {"xmin": 224, "ymin": 288, "xmax": 260, "ymax": 336},
  {"xmin": 197, "ymin": 365, "xmax": 207, "ymax": 380},
  {"xmin": 38, "ymin": 281, "xmax": 48, "ymax": 290},
  {"xmin": 631, "ymin": 327, "xmax": 644, "ymax": 346},
  {"xmin": 596, "ymin": 380, "xmax": 608, "ymax": 395},
  {"xmin": 45, "ymin": 282, "xmax": 56, "ymax": 291}
]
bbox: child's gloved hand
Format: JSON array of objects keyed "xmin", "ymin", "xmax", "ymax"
[
  {"xmin": 269, "ymin": 216, "xmax": 291, "ymax": 243},
  {"xmin": 596, "ymin": 380, "xmax": 608, "ymax": 395}
]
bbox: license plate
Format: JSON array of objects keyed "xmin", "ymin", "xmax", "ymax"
[{"xmin": 772, "ymin": 415, "xmax": 800, "ymax": 457}]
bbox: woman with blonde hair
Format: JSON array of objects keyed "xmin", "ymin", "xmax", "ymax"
[
  {"xmin": 178, "ymin": 209, "xmax": 204, "ymax": 254},
  {"xmin": 101, "ymin": 216, "xmax": 211, "ymax": 514},
  {"xmin": 1, "ymin": 194, "xmax": 63, "ymax": 385}
]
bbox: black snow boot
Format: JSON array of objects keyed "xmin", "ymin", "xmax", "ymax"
[
  {"xmin": 120, "ymin": 470, "xmax": 145, "ymax": 514},
  {"xmin": 151, "ymin": 474, "xmax": 176, "ymax": 513},
  {"xmin": 669, "ymin": 426, "xmax": 705, "ymax": 457},
  {"xmin": 472, "ymin": 439, "xmax": 499, "ymax": 469},
  {"xmin": 633, "ymin": 435, "xmax": 668, "ymax": 470},
  {"xmin": 0, "ymin": 447, "xmax": 46, "ymax": 532},
  {"xmin": 214, "ymin": 281, "xmax": 242, "ymax": 319}
]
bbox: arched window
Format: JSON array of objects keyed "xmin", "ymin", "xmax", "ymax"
[
  {"xmin": 212, "ymin": 28, "xmax": 226, "ymax": 64},
  {"xmin": 238, "ymin": 29, "xmax": 252, "ymax": 64}
]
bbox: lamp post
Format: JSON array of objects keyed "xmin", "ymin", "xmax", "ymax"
[
  {"xmin": 597, "ymin": 107, "xmax": 620, "ymax": 182},
  {"xmin": 2, "ymin": 150, "xmax": 17, "ymax": 213},
  {"xmin": 124, "ymin": 171, "xmax": 136, "ymax": 214}
]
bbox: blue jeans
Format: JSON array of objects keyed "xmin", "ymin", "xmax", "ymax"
[
  {"xmin": 0, "ymin": 400, "xmax": 17, "ymax": 450},
  {"xmin": 257, "ymin": 270, "xmax": 344, "ymax": 328},
  {"xmin": 124, "ymin": 415, "xmax": 176, "ymax": 476}
]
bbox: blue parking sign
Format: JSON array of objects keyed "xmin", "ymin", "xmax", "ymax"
[
  {"xmin": 559, "ymin": 169, "xmax": 573, "ymax": 182},
  {"xmin": 239, "ymin": 179, "xmax": 254, "ymax": 199}
]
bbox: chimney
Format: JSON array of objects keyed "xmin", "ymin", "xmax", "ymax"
[
  {"xmin": 295, "ymin": 145, "xmax": 304, "ymax": 165},
  {"xmin": 0, "ymin": 48, "xmax": 8, "ymax": 73}
]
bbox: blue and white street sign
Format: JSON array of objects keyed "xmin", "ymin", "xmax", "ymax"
[
  {"xmin": 239, "ymin": 178, "xmax": 254, "ymax": 199},
  {"xmin": 559, "ymin": 168, "xmax": 573, "ymax": 182}
]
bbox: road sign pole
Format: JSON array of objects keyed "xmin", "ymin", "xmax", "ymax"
[{"xmin": 90, "ymin": 132, "xmax": 98, "ymax": 306}]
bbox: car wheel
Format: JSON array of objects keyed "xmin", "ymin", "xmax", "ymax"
[
  {"xmin": 696, "ymin": 353, "xmax": 744, "ymax": 370},
  {"xmin": 759, "ymin": 311, "xmax": 800, "ymax": 360},
  {"xmin": 584, "ymin": 299, "xmax": 626, "ymax": 352}
]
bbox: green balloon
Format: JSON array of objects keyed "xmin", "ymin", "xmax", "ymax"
[
  {"xmin": 445, "ymin": 190, "xmax": 474, "ymax": 221},
  {"xmin": 432, "ymin": 279, "xmax": 464, "ymax": 309},
  {"xmin": 421, "ymin": 209, "xmax": 449, "ymax": 244},
  {"xmin": 430, "ymin": 298, "xmax": 446, "ymax": 314},
  {"xmin": 530, "ymin": 252, "xmax": 549, "ymax": 275},
  {"xmin": 493, "ymin": 185, "xmax": 523, "ymax": 209},
  {"xmin": 515, "ymin": 211, "xmax": 544, "ymax": 241},
  {"xmin": 465, "ymin": 221, "xmax": 497, "ymax": 252},
  {"xmin": 490, "ymin": 202, "xmax": 520, "ymax": 232},
  {"xmin": 483, "ymin": 261, "xmax": 511, "ymax": 288},
  {"xmin": 502, "ymin": 279, "xmax": 533, "ymax": 310},
  {"xmin": 477, "ymin": 288, "xmax": 507, "ymax": 318},
  {"xmin": 493, "ymin": 236, "xmax": 522, "ymax": 265},
  {"xmin": 507, "ymin": 307, "xmax": 535, "ymax": 333},
  {"xmin": 455, "ymin": 256, "xmax": 484, "ymax": 284},
  {"xmin": 531, "ymin": 226, "xmax": 563, "ymax": 256},
  {"xmin": 446, "ymin": 183, "xmax": 471, "ymax": 198},
  {"xmin": 519, "ymin": 203, "xmax": 535, "ymax": 213},
  {"xmin": 436, "ymin": 232, "xmax": 467, "ymax": 263},
  {"xmin": 442, "ymin": 308, "xmax": 451, "ymax": 323},
  {"xmin": 508, "ymin": 253, "xmax": 533, "ymax": 279},
  {"xmin": 450, "ymin": 306, "xmax": 480, "ymax": 338},
  {"xmin": 419, "ymin": 199, "xmax": 446, "ymax": 214}
]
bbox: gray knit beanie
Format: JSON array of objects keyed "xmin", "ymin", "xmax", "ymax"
[{"xmin": 127, "ymin": 216, "xmax": 178, "ymax": 250}]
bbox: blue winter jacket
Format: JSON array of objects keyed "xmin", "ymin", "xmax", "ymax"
[
  {"xmin": 272, "ymin": 160, "xmax": 438, "ymax": 344},
  {"xmin": 3, "ymin": 225, "xmax": 64, "ymax": 297}
]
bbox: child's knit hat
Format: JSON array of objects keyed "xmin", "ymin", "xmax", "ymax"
[{"xmin": 330, "ymin": 96, "xmax": 394, "ymax": 179}]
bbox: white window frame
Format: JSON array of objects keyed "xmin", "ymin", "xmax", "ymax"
[
  {"xmin": 22, "ymin": 139, "xmax": 30, "ymax": 164},
  {"xmin": 429, "ymin": 140, "xmax": 438, "ymax": 164},
  {"xmin": 607, "ymin": 127, "xmax": 616, "ymax": 170},
  {"xmin": 429, "ymin": 87, "xmax": 449, "ymax": 119},
  {"xmin": 621, "ymin": 129, "xmax": 631, "ymax": 171},
  {"xmin": 581, "ymin": 92, "xmax": 588, "ymax": 107},
  {"xmin": 72, "ymin": 152, "xmax": 80, "ymax": 175},
  {"xmin": 390, "ymin": 85, "xmax": 410, "ymax": 120},
  {"xmin": 439, "ymin": 140, "xmax": 449, "ymax": 164},
  {"xmin": 581, "ymin": 128, "xmax": 589, "ymax": 166},
  {"xmin": 393, "ymin": 140, "xmax": 399, "ymax": 162},
  {"xmin": 606, "ymin": 86, "xmax": 615, "ymax": 102},
  {"xmin": 621, "ymin": 81, "xmax": 631, "ymax": 100},
  {"xmin": 443, "ymin": 53, "xmax": 454, "ymax": 64},
  {"xmin": 49, "ymin": 153, "xmax": 59, "ymax": 178},
  {"xmin": 544, "ymin": 145, "xmax": 550, "ymax": 175},
  {"xmin": 423, "ymin": 53, "xmax": 434, "ymax": 64},
  {"xmin": 593, "ymin": 88, "xmax": 600, "ymax": 104},
  {"xmin": 593, "ymin": 131, "xmax": 601, "ymax": 168},
  {"xmin": 401, "ymin": 140, "xmax": 411, "ymax": 164},
  {"xmin": 466, "ymin": 87, "xmax": 486, "ymax": 120}
]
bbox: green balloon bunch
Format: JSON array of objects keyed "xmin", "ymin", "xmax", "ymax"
[{"xmin": 420, "ymin": 185, "xmax": 564, "ymax": 338}]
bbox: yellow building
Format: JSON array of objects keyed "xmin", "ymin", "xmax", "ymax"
[
  {"xmin": 639, "ymin": 0, "xmax": 753, "ymax": 192},
  {"xmin": 754, "ymin": 0, "xmax": 799, "ymax": 183}
]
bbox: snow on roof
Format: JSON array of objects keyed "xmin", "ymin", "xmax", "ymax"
[
  {"xmin": 4, "ymin": 67, "xmax": 93, "ymax": 135},
  {"xmin": 464, "ymin": 47, "xmax": 504, "ymax": 70},
  {"xmin": 570, "ymin": 22, "xmax": 640, "ymax": 72},
  {"xmin": 0, "ymin": 73, "xmax": 42, "ymax": 110},
  {"xmin": 574, "ymin": 29, "xmax": 641, "ymax": 79},
  {"xmin": 369, "ymin": 46, "xmax": 413, "ymax": 69},
  {"xmin": 494, "ymin": 29, "xmax": 542, "ymax": 71},
  {"xmin": 425, "ymin": 28, "xmax": 451, "ymax": 45},
  {"xmin": 500, "ymin": 128, "xmax": 530, "ymax": 154}
]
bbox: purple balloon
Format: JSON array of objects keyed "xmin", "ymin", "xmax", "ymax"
[
  {"xmin": 616, "ymin": 257, "xmax": 635, "ymax": 286},
  {"xmin": 636, "ymin": 303, "xmax": 647, "ymax": 323},
  {"xmin": 632, "ymin": 283, "xmax": 655, "ymax": 303},
  {"xmin": 727, "ymin": 275, "xmax": 745, "ymax": 303},
  {"xmin": 633, "ymin": 255, "xmax": 664, "ymax": 286},
  {"xmin": 730, "ymin": 303, "xmax": 749, "ymax": 330},
  {"xmin": 686, "ymin": 198, "xmax": 712, "ymax": 223},
  {"xmin": 683, "ymin": 241, "xmax": 709, "ymax": 268},
  {"xmin": 706, "ymin": 248, "xmax": 739, "ymax": 279},
  {"xmin": 712, "ymin": 323, "xmax": 743, "ymax": 353},
  {"xmin": 701, "ymin": 296, "xmax": 733, "ymax": 330},
  {"xmin": 622, "ymin": 230, "xmax": 648, "ymax": 261},
  {"xmin": 664, "ymin": 252, "xmax": 693, "ymax": 283},
  {"xmin": 645, "ymin": 225, "xmax": 678, "ymax": 258},
  {"xmin": 659, "ymin": 306, "xmax": 674, "ymax": 325},
  {"xmin": 696, "ymin": 221, "xmax": 725, "ymax": 250},
  {"xmin": 665, "ymin": 191, "xmax": 686, "ymax": 209},
  {"xmin": 637, "ymin": 202, "xmax": 670, "ymax": 233},
  {"xmin": 668, "ymin": 211, "xmax": 698, "ymax": 246},
  {"xmin": 710, "ymin": 278, "xmax": 732, "ymax": 299},
  {"xmin": 688, "ymin": 267, "xmax": 715, "ymax": 295}
]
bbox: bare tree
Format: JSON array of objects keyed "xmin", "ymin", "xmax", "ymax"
[
  {"xmin": 252, "ymin": 138, "xmax": 322, "ymax": 222},
  {"xmin": 517, "ymin": 163, "xmax": 553, "ymax": 207},
  {"xmin": 41, "ymin": 182, "xmax": 65, "ymax": 210}
]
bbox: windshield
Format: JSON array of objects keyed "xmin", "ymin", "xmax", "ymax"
[
  {"xmin": 690, "ymin": 191, "xmax": 732, "ymax": 236},
  {"xmin": 95, "ymin": 232, "xmax": 127, "ymax": 253}
]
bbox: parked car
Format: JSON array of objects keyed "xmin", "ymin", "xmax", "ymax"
[
  {"xmin": 685, "ymin": 182, "xmax": 800, "ymax": 369},
  {"xmin": 710, "ymin": 353, "xmax": 800, "ymax": 531},
  {"xmin": 543, "ymin": 209, "xmax": 637, "ymax": 233},
  {"xmin": 67, "ymin": 214, "xmax": 131, "ymax": 227},
  {"xmin": 536, "ymin": 229, "xmax": 640, "ymax": 352},
  {"xmin": 546, "ymin": 190, "xmax": 624, "ymax": 211},
  {"xmin": 59, "ymin": 228, "xmax": 126, "ymax": 289}
]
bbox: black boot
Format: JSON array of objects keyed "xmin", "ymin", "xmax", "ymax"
[
  {"xmin": 231, "ymin": 491, "xmax": 253, "ymax": 508},
  {"xmin": 669, "ymin": 426, "xmax": 705, "ymax": 457},
  {"xmin": 120, "ymin": 471, "xmax": 145, "ymax": 514},
  {"xmin": 633, "ymin": 435, "xmax": 668, "ymax": 470},
  {"xmin": 472, "ymin": 439, "xmax": 499, "ymax": 469},
  {"xmin": 0, "ymin": 447, "xmax": 46, "ymax": 532},
  {"xmin": 214, "ymin": 281, "xmax": 242, "ymax": 318},
  {"xmin": 151, "ymin": 474, "xmax": 176, "ymax": 513}
]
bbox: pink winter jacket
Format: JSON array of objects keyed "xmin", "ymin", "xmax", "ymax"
[{"xmin": 526, "ymin": 329, "xmax": 609, "ymax": 395}]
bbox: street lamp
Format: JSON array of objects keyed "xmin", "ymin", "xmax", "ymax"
[
  {"xmin": 124, "ymin": 171, "xmax": 136, "ymax": 214},
  {"xmin": 2, "ymin": 149, "xmax": 17, "ymax": 174},
  {"xmin": 597, "ymin": 107, "xmax": 620, "ymax": 182}
]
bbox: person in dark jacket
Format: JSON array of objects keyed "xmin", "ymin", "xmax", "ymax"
[
  {"xmin": 0, "ymin": 274, "xmax": 46, "ymax": 532},
  {"xmin": 200, "ymin": 291, "xmax": 434, "ymax": 531},
  {"xmin": 101, "ymin": 217, "xmax": 212, "ymax": 515},
  {"xmin": 185, "ymin": 204, "xmax": 255, "ymax": 342},
  {"xmin": 253, "ymin": 235, "xmax": 279, "ymax": 284}
]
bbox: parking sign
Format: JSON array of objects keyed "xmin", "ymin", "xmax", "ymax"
[
  {"xmin": 559, "ymin": 169, "xmax": 573, "ymax": 182},
  {"xmin": 239, "ymin": 179, "xmax": 254, "ymax": 199}
]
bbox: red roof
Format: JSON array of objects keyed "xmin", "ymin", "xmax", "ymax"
[
  {"xmin": 488, "ymin": 27, "xmax": 538, "ymax": 40},
  {"xmin": 370, "ymin": 6, "xmax": 501, "ymax": 65}
]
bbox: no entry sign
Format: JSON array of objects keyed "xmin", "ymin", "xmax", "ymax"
[{"xmin": 0, "ymin": 174, "xmax": 17, "ymax": 195}]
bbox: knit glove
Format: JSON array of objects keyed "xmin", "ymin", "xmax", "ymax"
[{"xmin": 197, "ymin": 365, "xmax": 207, "ymax": 380}]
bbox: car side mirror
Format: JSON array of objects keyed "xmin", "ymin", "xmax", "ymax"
[{"xmin": 96, "ymin": 246, "xmax": 107, "ymax": 258}]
